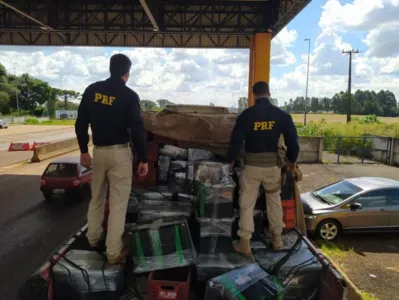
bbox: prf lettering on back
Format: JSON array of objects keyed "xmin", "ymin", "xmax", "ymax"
[
  {"xmin": 94, "ymin": 93, "xmax": 116, "ymax": 106},
  {"xmin": 254, "ymin": 121, "xmax": 275, "ymax": 131}
]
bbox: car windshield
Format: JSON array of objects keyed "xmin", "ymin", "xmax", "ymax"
[
  {"xmin": 313, "ymin": 180, "xmax": 363, "ymax": 205},
  {"xmin": 45, "ymin": 163, "xmax": 78, "ymax": 177}
]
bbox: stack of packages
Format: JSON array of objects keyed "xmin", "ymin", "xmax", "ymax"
[{"xmin": 194, "ymin": 162, "xmax": 254, "ymax": 285}]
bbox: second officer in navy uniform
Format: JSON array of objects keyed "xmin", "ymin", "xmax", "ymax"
[
  {"xmin": 75, "ymin": 53, "xmax": 148, "ymax": 264},
  {"xmin": 226, "ymin": 81, "xmax": 300, "ymax": 257}
]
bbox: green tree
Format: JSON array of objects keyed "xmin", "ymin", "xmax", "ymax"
[
  {"xmin": 157, "ymin": 99, "xmax": 174, "ymax": 108},
  {"xmin": 140, "ymin": 100, "xmax": 159, "ymax": 111},
  {"xmin": 8, "ymin": 74, "xmax": 51, "ymax": 113},
  {"xmin": 270, "ymin": 98, "xmax": 278, "ymax": 106},
  {"xmin": 47, "ymin": 89, "xmax": 56, "ymax": 119}
]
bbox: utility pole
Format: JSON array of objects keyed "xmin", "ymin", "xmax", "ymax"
[
  {"xmin": 304, "ymin": 38, "xmax": 311, "ymax": 125},
  {"xmin": 342, "ymin": 49, "xmax": 360, "ymax": 123},
  {"xmin": 13, "ymin": 63, "xmax": 20, "ymax": 120}
]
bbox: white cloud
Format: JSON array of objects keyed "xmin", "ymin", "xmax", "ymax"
[
  {"xmin": 0, "ymin": 27, "xmax": 298, "ymax": 107},
  {"xmin": 272, "ymin": 0, "xmax": 399, "ymax": 106},
  {"xmin": 0, "ymin": 1, "xmax": 398, "ymax": 108}
]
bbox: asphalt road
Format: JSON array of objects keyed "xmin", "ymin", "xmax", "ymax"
[
  {"xmin": 0, "ymin": 150, "xmax": 88, "ymax": 300},
  {"xmin": 0, "ymin": 125, "xmax": 75, "ymax": 151}
]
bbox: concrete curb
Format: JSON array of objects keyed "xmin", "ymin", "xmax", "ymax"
[{"xmin": 321, "ymin": 252, "xmax": 364, "ymax": 300}]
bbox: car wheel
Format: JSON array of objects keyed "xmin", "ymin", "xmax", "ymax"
[
  {"xmin": 317, "ymin": 219, "xmax": 341, "ymax": 241},
  {"xmin": 43, "ymin": 189, "xmax": 53, "ymax": 202}
]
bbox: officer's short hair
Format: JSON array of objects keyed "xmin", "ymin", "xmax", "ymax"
[
  {"xmin": 252, "ymin": 81, "xmax": 270, "ymax": 95},
  {"xmin": 110, "ymin": 54, "xmax": 132, "ymax": 77}
]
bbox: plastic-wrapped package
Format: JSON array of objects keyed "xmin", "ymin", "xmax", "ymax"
[
  {"xmin": 137, "ymin": 200, "xmax": 194, "ymax": 222},
  {"xmin": 196, "ymin": 217, "xmax": 235, "ymax": 254},
  {"xmin": 196, "ymin": 177, "xmax": 235, "ymax": 218},
  {"xmin": 232, "ymin": 210, "xmax": 264, "ymax": 241},
  {"xmin": 253, "ymin": 238, "xmax": 323, "ymax": 299},
  {"xmin": 134, "ymin": 188, "xmax": 173, "ymax": 201},
  {"xmin": 169, "ymin": 171, "xmax": 189, "ymax": 194},
  {"xmin": 205, "ymin": 263, "xmax": 285, "ymax": 300},
  {"xmin": 197, "ymin": 217, "xmax": 234, "ymax": 237},
  {"xmin": 128, "ymin": 218, "xmax": 196, "ymax": 274},
  {"xmin": 52, "ymin": 250, "xmax": 124, "ymax": 299},
  {"xmin": 127, "ymin": 192, "xmax": 139, "ymax": 213},
  {"xmin": 170, "ymin": 160, "xmax": 187, "ymax": 172},
  {"xmin": 195, "ymin": 253, "xmax": 252, "ymax": 281},
  {"xmin": 177, "ymin": 193, "xmax": 196, "ymax": 203},
  {"xmin": 188, "ymin": 148, "xmax": 215, "ymax": 161},
  {"xmin": 157, "ymin": 156, "xmax": 171, "ymax": 184},
  {"xmin": 159, "ymin": 145, "xmax": 188, "ymax": 160},
  {"xmin": 194, "ymin": 162, "xmax": 230, "ymax": 185},
  {"xmin": 187, "ymin": 162, "xmax": 194, "ymax": 182}
]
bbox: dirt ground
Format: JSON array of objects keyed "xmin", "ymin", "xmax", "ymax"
[{"xmin": 298, "ymin": 162, "xmax": 399, "ymax": 300}]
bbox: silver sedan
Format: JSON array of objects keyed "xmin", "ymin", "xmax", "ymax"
[{"xmin": 301, "ymin": 177, "xmax": 399, "ymax": 240}]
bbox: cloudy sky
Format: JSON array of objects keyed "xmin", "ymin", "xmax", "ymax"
[{"xmin": 1, "ymin": 0, "xmax": 399, "ymax": 107}]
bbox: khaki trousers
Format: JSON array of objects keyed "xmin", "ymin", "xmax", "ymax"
[
  {"xmin": 87, "ymin": 145, "xmax": 132, "ymax": 261},
  {"xmin": 238, "ymin": 165, "xmax": 285, "ymax": 240}
]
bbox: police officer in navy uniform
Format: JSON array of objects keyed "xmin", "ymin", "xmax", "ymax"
[
  {"xmin": 226, "ymin": 81, "xmax": 299, "ymax": 257},
  {"xmin": 75, "ymin": 53, "xmax": 148, "ymax": 264}
]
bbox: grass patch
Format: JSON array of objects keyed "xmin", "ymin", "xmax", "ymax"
[
  {"xmin": 318, "ymin": 240, "xmax": 353, "ymax": 259},
  {"xmin": 360, "ymin": 291, "xmax": 379, "ymax": 300},
  {"xmin": 23, "ymin": 119, "xmax": 75, "ymax": 125}
]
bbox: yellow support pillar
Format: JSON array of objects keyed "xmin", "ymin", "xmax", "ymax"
[{"xmin": 247, "ymin": 32, "xmax": 272, "ymax": 107}]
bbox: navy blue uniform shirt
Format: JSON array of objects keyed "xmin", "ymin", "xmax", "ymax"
[
  {"xmin": 75, "ymin": 76, "xmax": 148, "ymax": 163},
  {"xmin": 226, "ymin": 97, "xmax": 299, "ymax": 163}
]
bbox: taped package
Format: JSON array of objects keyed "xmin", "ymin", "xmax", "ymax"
[
  {"xmin": 253, "ymin": 238, "xmax": 323, "ymax": 299},
  {"xmin": 170, "ymin": 160, "xmax": 188, "ymax": 172},
  {"xmin": 52, "ymin": 250, "xmax": 124, "ymax": 300},
  {"xmin": 159, "ymin": 145, "xmax": 188, "ymax": 160},
  {"xmin": 205, "ymin": 263, "xmax": 285, "ymax": 300},
  {"xmin": 128, "ymin": 218, "xmax": 196, "ymax": 274},
  {"xmin": 196, "ymin": 217, "xmax": 235, "ymax": 254},
  {"xmin": 157, "ymin": 156, "xmax": 171, "ymax": 184},
  {"xmin": 195, "ymin": 253, "xmax": 252, "ymax": 282},
  {"xmin": 196, "ymin": 177, "xmax": 235, "ymax": 218},
  {"xmin": 137, "ymin": 200, "xmax": 194, "ymax": 222},
  {"xmin": 169, "ymin": 171, "xmax": 188, "ymax": 193},
  {"xmin": 133, "ymin": 187, "xmax": 173, "ymax": 201},
  {"xmin": 232, "ymin": 210, "xmax": 264, "ymax": 241},
  {"xmin": 188, "ymin": 148, "xmax": 215, "ymax": 161},
  {"xmin": 194, "ymin": 162, "xmax": 230, "ymax": 185}
]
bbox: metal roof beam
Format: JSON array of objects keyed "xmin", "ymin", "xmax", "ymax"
[
  {"xmin": 0, "ymin": 0, "xmax": 53, "ymax": 31},
  {"xmin": 139, "ymin": 0, "xmax": 160, "ymax": 32}
]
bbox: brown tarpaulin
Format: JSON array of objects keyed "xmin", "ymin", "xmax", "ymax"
[{"xmin": 142, "ymin": 109, "xmax": 307, "ymax": 235}]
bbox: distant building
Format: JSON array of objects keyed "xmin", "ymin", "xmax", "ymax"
[{"xmin": 56, "ymin": 110, "xmax": 78, "ymax": 119}]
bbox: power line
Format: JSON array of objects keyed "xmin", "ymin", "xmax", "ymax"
[{"xmin": 342, "ymin": 49, "xmax": 360, "ymax": 123}]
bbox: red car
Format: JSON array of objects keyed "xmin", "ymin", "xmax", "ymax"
[{"xmin": 40, "ymin": 156, "xmax": 92, "ymax": 202}]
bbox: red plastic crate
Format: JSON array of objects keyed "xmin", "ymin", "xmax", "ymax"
[
  {"xmin": 148, "ymin": 267, "xmax": 191, "ymax": 300},
  {"xmin": 282, "ymin": 199, "xmax": 295, "ymax": 229}
]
